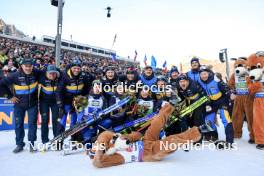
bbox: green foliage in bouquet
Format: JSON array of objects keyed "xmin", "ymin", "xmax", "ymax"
[{"xmin": 74, "ymin": 95, "xmax": 88, "ymax": 113}]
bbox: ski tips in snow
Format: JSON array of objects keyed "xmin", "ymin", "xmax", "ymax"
[{"xmin": 46, "ymin": 96, "xmax": 132, "ymax": 149}]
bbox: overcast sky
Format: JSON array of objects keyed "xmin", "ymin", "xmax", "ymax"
[{"xmin": 1, "ymin": 0, "xmax": 264, "ymax": 67}]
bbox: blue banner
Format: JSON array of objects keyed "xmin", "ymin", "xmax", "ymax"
[{"xmin": 0, "ymin": 98, "xmax": 29, "ymax": 131}]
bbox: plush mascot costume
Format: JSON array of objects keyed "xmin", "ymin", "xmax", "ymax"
[
  {"xmin": 91, "ymin": 104, "xmax": 204, "ymax": 168},
  {"xmin": 228, "ymin": 57, "xmax": 254, "ymax": 142},
  {"xmin": 246, "ymin": 52, "xmax": 264, "ymax": 150}
]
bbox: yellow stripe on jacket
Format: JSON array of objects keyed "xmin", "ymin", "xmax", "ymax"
[
  {"xmin": 14, "ymin": 82, "xmax": 38, "ymax": 95},
  {"xmin": 39, "ymin": 84, "xmax": 57, "ymax": 95},
  {"xmin": 14, "ymin": 82, "xmax": 38, "ymax": 90},
  {"xmin": 209, "ymin": 92, "xmax": 222, "ymax": 101},
  {"xmin": 66, "ymin": 84, "xmax": 84, "ymax": 90},
  {"xmin": 187, "ymin": 93, "xmax": 199, "ymax": 100},
  {"xmin": 40, "ymin": 84, "xmax": 57, "ymax": 92}
]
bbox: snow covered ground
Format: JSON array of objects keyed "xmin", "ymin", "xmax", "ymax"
[{"xmin": 0, "ymin": 123, "xmax": 263, "ymax": 176}]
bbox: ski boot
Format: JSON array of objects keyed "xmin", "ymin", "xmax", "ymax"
[{"xmin": 13, "ymin": 145, "xmax": 24, "ymax": 154}]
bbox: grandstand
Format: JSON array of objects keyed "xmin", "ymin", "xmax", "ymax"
[
  {"xmin": 42, "ymin": 35, "xmax": 116, "ymax": 58},
  {"xmin": 0, "ymin": 33, "xmax": 137, "ymax": 64}
]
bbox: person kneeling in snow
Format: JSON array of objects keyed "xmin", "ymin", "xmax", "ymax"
[
  {"xmin": 90, "ymin": 103, "xmax": 213, "ymax": 168},
  {"xmin": 76, "ymin": 80, "xmax": 109, "ymax": 148}
]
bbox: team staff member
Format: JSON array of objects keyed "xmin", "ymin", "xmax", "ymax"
[
  {"xmin": 198, "ymin": 66, "xmax": 234, "ymax": 145},
  {"xmin": 39, "ymin": 65, "xmax": 61, "ymax": 144},
  {"xmin": 169, "ymin": 66, "xmax": 180, "ymax": 90},
  {"xmin": 101, "ymin": 66, "xmax": 119, "ymax": 104},
  {"xmin": 177, "ymin": 74, "xmax": 206, "ymax": 127},
  {"xmin": 56, "ymin": 58, "xmax": 93, "ymax": 142},
  {"xmin": 0, "ymin": 58, "xmax": 41, "ymax": 153},
  {"xmin": 140, "ymin": 66, "xmax": 157, "ymax": 87}
]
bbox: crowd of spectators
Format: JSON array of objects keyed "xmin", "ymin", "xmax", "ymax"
[{"xmin": 0, "ymin": 35, "xmax": 140, "ymax": 80}]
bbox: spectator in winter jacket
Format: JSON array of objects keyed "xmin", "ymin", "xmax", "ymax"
[
  {"xmin": 169, "ymin": 66, "xmax": 180, "ymax": 90},
  {"xmin": 101, "ymin": 66, "xmax": 119, "ymax": 103},
  {"xmin": 140, "ymin": 66, "xmax": 157, "ymax": 88},
  {"xmin": 124, "ymin": 67, "xmax": 140, "ymax": 91},
  {"xmin": 154, "ymin": 76, "xmax": 171, "ymax": 109},
  {"xmin": 187, "ymin": 57, "xmax": 201, "ymax": 82}
]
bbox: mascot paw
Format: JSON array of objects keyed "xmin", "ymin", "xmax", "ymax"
[
  {"xmin": 256, "ymin": 144, "xmax": 264, "ymax": 150},
  {"xmin": 105, "ymin": 147, "xmax": 117, "ymax": 155}
]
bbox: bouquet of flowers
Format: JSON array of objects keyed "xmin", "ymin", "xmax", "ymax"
[{"xmin": 73, "ymin": 95, "xmax": 88, "ymax": 112}]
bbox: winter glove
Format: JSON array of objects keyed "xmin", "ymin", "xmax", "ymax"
[{"xmin": 206, "ymin": 105, "xmax": 212, "ymax": 112}]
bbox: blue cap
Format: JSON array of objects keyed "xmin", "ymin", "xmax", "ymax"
[
  {"xmin": 71, "ymin": 58, "xmax": 82, "ymax": 68},
  {"xmin": 47, "ymin": 65, "xmax": 59, "ymax": 75}
]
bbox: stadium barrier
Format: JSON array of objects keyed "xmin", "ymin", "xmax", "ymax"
[
  {"xmin": 0, "ymin": 98, "xmax": 26, "ymax": 130},
  {"xmin": 0, "ymin": 98, "xmax": 73, "ymax": 131}
]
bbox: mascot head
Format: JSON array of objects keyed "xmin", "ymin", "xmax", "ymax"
[
  {"xmin": 247, "ymin": 52, "xmax": 264, "ymax": 81},
  {"xmin": 91, "ymin": 131, "xmax": 131, "ymax": 157},
  {"xmin": 231, "ymin": 57, "xmax": 248, "ymax": 77}
]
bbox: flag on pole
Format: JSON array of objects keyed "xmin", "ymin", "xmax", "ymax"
[
  {"xmin": 112, "ymin": 53, "xmax": 117, "ymax": 63},
  {"xmin": 162, "ymin": 60, "xmax": 167, "ymax": 72},
  {"xmin": 151, "ymin": 55, "xmax": 157, "ymax": 69},
  {"xmin": 143, "ymin": 54, "xmax": 147, "ymax": 66},
  {"xmin": 134, "ymin": 50, "xmax": 138, "ymax": 61}
]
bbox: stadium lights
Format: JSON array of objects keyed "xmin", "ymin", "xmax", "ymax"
[
  {"xmin": 219, "ymin": 48, "xmax": 230, "ymax": 79},
  {"xmin": 106, "ymin": 6, "xmax": 112, "ymax": 18},
  {"xmin": 51, "ymin": 0, "xmax": 65, "ymax": 7}
]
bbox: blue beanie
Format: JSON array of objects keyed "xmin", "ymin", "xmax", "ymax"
[
  {"xmin": 71, "ymin": 58, "xmax": 82, "ymax": 68},
  {"xmin": 190, "ymin": 57, "xmax": 200, "ymax": 64},
  {"xmin": 170, "ymin": 66, "xmax": 179, "ymax": 75},
  {"xmin": 46, "ymin": 64, "xmax": 60, "ymax": 76}
]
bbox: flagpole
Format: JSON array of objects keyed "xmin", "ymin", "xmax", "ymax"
[
  {"xmin": 134, "ymin": 50, "xmax": 138, "ymax": 61},
  {"xmin": 111, "ymin": 33, "xmax": 117, "ymax": 50},
  {"xmin": 180, "ymin": 62, "xmax": 183, "ymax": 73},
  {"xmin": 143, "ymin": 54, "xmax": 147, "ymax": 66}
]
